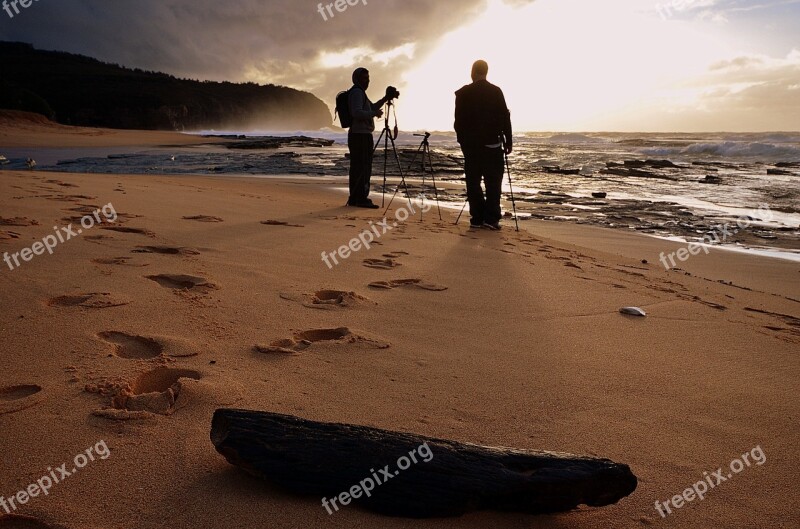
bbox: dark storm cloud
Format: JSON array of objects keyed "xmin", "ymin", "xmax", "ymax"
[{"xmin": 0, "ymin": 0, "xmax": 528, "ymax": 93}]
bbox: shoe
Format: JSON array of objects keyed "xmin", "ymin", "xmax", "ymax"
[
  {"xmin": 483, "ymin": 221, "xmax": 501, "ymax": 231},
  {"xmin": 354, "ymin": 200, "xmax": 380, "ymax": 209},
  {"xmin": 469, "ymin": 222, "xmax": 483, "ymax": 229}
]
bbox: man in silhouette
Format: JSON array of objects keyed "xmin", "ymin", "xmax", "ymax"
[
  {"xmin": 347, "ymin": 67, "xmax": 393, "ymax": 209},
  {"xmin": 454, "ymin": 60, "xmax": 513, "ymax": 230}
]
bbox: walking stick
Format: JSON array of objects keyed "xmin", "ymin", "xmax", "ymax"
[
  {"xmin": 503, "ymin": 139, "xmax": 520, "ymax": 232},
  {"xmin": 455, "ymin": 195, "xmax": 468, "ymax": 225}
]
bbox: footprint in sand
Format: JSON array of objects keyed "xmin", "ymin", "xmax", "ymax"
[
  {"xmin": 61, "ymin": 215, "xmax": 91, "ymax": 224},
  {"xmin": 182, "ymin": 215, "xmax": 224, "ymax": 223},
  {"xmin": 108, "ymin": 367, "xmax": 202, "ymax": 415},
  {"xmin": 97, "ymin": 331, "xmax": 164, "ymax": 359},
  {"xmin": 368, "ymin": 279, "xmax": 448, "ymax": 291},
  {"xmin": 63, "ymin": 213, "xmax": 138, "ymax": 226},
  {"xmin": 279, "ymin": 289, "xmax": 373, "ymax": 310},
  {"xmin": 47, "ymin": 194, "xmax": 97, "ymax": 202},
  {"xmin": 382, "ymin": 251, "xmax": 410, "ymax": 259},
  {"xmin": 65, "ymin": 206, "xmax": 141, "ymax": 222},
  {"xmin": 0, "ymin": 514, "xmax": 60, "ymax": 528},
  {"xmin": 146, "ymin": 274, "xmax": 217, "ymax": 291},
  {"xmin": 363, "ymin": 258, "xmax": 401, "ymax": 270},
  {"xmin": 91, "ymin": 257, "xmax": 147, "ymax": 267},
  {"xmin": 0, "ymin": 217, "xmax": 39, "ymax": 226},
  {"xmin": 0, "ymin": 384, "xmax": 44, "ymax": 415},
  {"xmin": 84, "ymin": 234, "xmax": 115, "ymax": 244},
  {"xmin": 255, "ymin": 327, "xmax": 390, "ymax": 354},
  {"xmin": 132, "ymin": 245, "xmax": 200, "ymax": 256},
  {"xmin": 45, "ymin": 179, "xmax": 78, "ymax": 188},
  {"xmin": 112, "ymin": 213, "xmax": 142, "ymax": 224},
  {"xmin": 0, "ymin": 230, "xmax": 21, "ymax": 241},
  {"xmin": 66, "ymin": 204, "xmax": 100, "ymax": 213},
  {"xmin": 744, "ymin": 307, "xmax": 800, "ymax": 342},
  {"xmin": 101, "ymin": 226, "xmax": 156, "ymax": 237},
  {"xmin": 47, "ymin": 292, "xmax": 130, "ymax": 309},
  {"xmin": 261, "ymin": 220, "xmax": 305, "ymax": 227}
]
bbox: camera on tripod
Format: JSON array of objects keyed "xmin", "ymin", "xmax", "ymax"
[{"xmin": 385, "ymin": 86, "xmax": 400, "ymax": 101}]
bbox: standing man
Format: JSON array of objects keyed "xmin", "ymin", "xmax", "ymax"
[
  {"xmin": 347, "ymin": 67, "xmax": 392, "ymax": 209},
  {"xmin": 454, "ymin": 60, "xmax": 513, "ymax": 230}
]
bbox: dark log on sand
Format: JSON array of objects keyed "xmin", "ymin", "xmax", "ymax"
[{"xmin": 211, "ymin": 409, "xmax": 637, "ymax": 518}]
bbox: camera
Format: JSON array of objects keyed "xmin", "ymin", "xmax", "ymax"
[{"xmin": 385, "ymin": 86, "xmax": 400, "ymax": 100}]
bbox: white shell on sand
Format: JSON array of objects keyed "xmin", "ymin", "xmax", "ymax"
[{"xmin": 620, "ymin": 307, "xmax": 647, "ymax": 317}]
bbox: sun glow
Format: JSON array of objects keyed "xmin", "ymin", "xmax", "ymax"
[{"xmin": 398, "ymin": 0, "xmax": 731, "ymax": 131}]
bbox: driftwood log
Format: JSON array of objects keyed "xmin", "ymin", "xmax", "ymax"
[{"xmin": 211, "ymin": 409, "xmax": 637, "ymax": 518}]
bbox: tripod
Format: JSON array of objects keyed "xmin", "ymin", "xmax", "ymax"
[
  {"xmin": 372, "ymin": 100, "xmax": 412, "ymax": 212},
  {"xmin": 385, "ymin": 132, "xmax": 442, "ymax": 220}
]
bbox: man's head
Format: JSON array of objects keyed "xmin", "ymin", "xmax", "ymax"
[
  {"xmin": 471, "ymin": 60, "xmax": 489, "ymax": 82},
  {"xmin": 353, "ymin": 67, "xmax": 370, "ymax": 90}
]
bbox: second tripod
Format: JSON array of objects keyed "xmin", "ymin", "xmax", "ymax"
[{"xmin": 386, "ymin": 132, "xmax": 442, "ymax": 220}]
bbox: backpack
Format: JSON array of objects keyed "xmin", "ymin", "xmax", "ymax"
[{"xmin": 335, "ymin": 88, "xmax": 354, "ymax": 129}]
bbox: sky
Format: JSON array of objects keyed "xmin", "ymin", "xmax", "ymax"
[{"xmin": 1, "ymin": 0, "xmax": 799, "ymax": 132}]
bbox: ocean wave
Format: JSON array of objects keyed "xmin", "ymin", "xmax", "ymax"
[
  {"xmin": 718, "ymin": 133, "xmax": 800, "ymax": 144},
  {"xmin": 642, "ymin": 141, "xmax": 800, "ymax": 160},
  {"xmin": 545, "ymin": 133, "xmax": 612, "ymax": 144}
]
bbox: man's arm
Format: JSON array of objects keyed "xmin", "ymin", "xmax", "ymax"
[
  {"xmin": 454, "ymin": 92, "xmax": 464, "ymax": 135},
  {"xmin": 498, "ymin": 89, "xmax": 513, "ymax": 153},
  {"xmin": 371, "ymin": 96, "xmax": 389, "ymax": 112},
  {"xmin": 349, "ymin": 88, "xmax": 379, "ymax": 119}
]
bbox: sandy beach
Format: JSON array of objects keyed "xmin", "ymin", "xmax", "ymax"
[{"xmin": 1, "ymin": 120, "xmax": 798, "ymax": 529}]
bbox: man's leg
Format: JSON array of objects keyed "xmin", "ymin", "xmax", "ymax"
[
  {"xmin": 462, "ymin": 146, "xmax": 485, "ymax": 225},
  {"xmin": 483, "ymin": 147, "xmax": 505, "ymax": 224},
  {"xmin": 348, "ymin": 133, "xmax": 373, "ymax": 204},
  {"xmin": 347, "ymin": 133, "xmax": 362, "ymax": 204},
  {"xmin": 360, "ymin": 134, "xmax": 374, "ymax": 201}
]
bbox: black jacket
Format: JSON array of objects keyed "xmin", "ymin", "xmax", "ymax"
[{"xmin": 454, "ymin": 80, "xmax": 512, "ymax": 147}]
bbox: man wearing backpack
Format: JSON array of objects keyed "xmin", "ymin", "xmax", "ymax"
[{"xmin": 343, "ymin": 67, "xmax": 394, "ymax": 209}]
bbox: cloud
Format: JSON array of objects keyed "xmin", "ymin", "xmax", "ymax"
[
  {"xmin": 0, "ymin": 1, "xmax": 506, "ymax": 90},
  {"xmin": 1, "ymin": 0, "xmax": 795, "ymax": 131},
  {"xmin": 637, "ymin": 49, "xmax": 800, "ymax": 130}
]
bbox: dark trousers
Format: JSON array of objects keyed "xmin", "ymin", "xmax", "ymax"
[
  {"xmin": 461, "ymin": 145, "xmax": 504, "ymax": 224},
  {"xmin": 348, "ymin": 133, "xmax": 374, "ymax": 203}
]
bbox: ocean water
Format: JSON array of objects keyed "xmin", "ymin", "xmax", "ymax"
[{"xmin": 2, "ymin": 131, "xmax": 798, "ymax": 257}]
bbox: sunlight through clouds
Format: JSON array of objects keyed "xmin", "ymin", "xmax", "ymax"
[{"xmin": 399, "ymin": 0, "xmax": 733, "ymax": 130}]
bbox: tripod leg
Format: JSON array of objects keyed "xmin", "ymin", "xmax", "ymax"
[
  {"xmin": 408, "ymin": 143, "xmax": 425, "ymax": 220},
  {"xmin": 455, "ymin": 198, "xmax": 468, "ymax": 225},
  {"xmin": 383, "ymin": 135, "xmax": 413, "ymax": 214},
  {"xmin": 382, "ymin": 132, "xmax": 389, "ymax": 207},
  {"xmin": 406, "ymin": 143, "xmax": 424, "ymax": 178},
  {"xmin": 372, "ymin": 129, "xmax": 384, "ymax": 154},
  {"xmin": 393, "ymin": 137, "xmax": 414, "ymax": 211},
  {"xmin": 372, "ymin": 129, "xmax": 386, "ymax": 206},
  {"xmin": 425, "ymin": 144, "xmax": 443, "ymax": 221}
]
